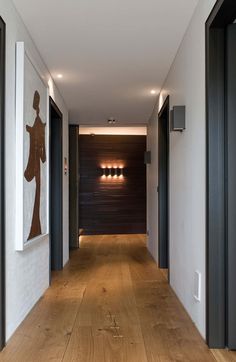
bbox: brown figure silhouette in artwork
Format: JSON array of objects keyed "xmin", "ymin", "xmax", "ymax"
[{"xmin": 24, "ymin": 90, "xmax": 46, "ymax": 240}]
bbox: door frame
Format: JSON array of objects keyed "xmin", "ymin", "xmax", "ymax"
[
  {"xmin": 69, "ymin": 125, "xmax": 80, "ymax": 249},
  {"xmin": 0, "ymin": 16, "xmax": 5, "ymax": 350},
  {"xmin": 158, "ymin": 95, "xmax": 170, "ymax": 271},
  {"xmin": 206, "ymin": 0, "xmax": 236, "ymax": 348},
  {"xmin": 49, "ymin": 97, "xmax": 63, "ymax": 274}
]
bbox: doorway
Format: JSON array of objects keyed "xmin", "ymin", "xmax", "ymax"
[
  {"xmin": 49, "ymin": 98, "xmax": 63, "ymax": 271},
  {"xmin": 206, "ymin": 0, "xmax": 236, "ymax": 349},
  {"xmin": 158, "ymin": 96, "xmax": 169, "ymax": 270},
  {"xmin": 0, "ymin": 16, "xmax": 5, "ymax": 350}
]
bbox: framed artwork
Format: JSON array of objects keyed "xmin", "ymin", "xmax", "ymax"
[{"xmin": 15, "ymin": 42, "xmax": 49, "ymax": 251}]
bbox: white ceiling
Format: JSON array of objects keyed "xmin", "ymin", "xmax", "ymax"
[{"xmin": 13, "ymin": 0, "xmax": 198, "ymax": 125}]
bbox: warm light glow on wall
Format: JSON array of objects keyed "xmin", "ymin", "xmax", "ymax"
[{"xmin": 100, "ymin": 165, "xmax": 125, "ymax": 180}]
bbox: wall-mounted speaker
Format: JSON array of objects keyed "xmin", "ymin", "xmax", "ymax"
[
  {"xmin": 144, "ymin": 151, "xmax": 151, "ymax": 164},
  {"xmin": 170, "ymin": 106, "xmax": 186, "ymax": 132}
]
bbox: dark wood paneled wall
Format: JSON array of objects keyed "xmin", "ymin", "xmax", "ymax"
[{"xmin": 79, "ymin": 135, "xmax": 146, "ymax": 235}]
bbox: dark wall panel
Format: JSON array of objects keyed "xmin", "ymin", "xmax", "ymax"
[
  {"xmin": 79, "ymin": 135, "xmax": 146, "ymax": 235},
  {"xmin": 0, "ymin": 16, "xmax": 5, "ymax": 350},
  {"xmin": 69, "ymin": 126, "xmax": 79, "ymax": 248}
]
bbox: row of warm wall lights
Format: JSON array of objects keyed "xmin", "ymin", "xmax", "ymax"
[{"xmin": 101, "ymin": 166, "xmax": 124, "ymax": 179}]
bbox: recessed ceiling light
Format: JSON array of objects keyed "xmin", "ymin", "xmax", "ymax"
[
  {"xmin": 150, "ymin": 89, "xmax": 156, "ymax": 95},
  {"xmin": 57, "ymin": 74, "xmax": 63, "ymax": 79}
]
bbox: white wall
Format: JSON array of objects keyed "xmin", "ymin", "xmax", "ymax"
[
  {"xmin": 147, "ymin": 0, "xmax": 217, "ymax": 338},
  {"xmin": 1, "ymin": 0, "xmax": 69, "ymax": 340}
]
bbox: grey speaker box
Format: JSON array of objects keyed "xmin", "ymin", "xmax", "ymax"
[
  {"xmin": 170, "ymin": 106, "xmax": 186, "ymax": 131},
  {"xmin": 144, "ymin": 151, "xmax": 151, "ymax": 164}
]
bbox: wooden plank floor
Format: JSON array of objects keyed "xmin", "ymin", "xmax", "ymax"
[{"xmin": 0, "ymin": 234, "xmax": 235, "ymax": 361}]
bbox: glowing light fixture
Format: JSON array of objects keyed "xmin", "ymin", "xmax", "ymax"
[
  {"xmin": 57, "ymin": 74, "xmax": 63, "ymax": 79},
  {"xmin": 100, "ymin": 165, "xmax": 125, "ymax": 180},
  {"xmin": 150, "ymin": 89, "xmax": 156, "ymax": 95}
]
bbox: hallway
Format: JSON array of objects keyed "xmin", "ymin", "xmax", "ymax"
[{"xmin": 0, "ymin": 235, "xmax": 230, "ymax": 362}]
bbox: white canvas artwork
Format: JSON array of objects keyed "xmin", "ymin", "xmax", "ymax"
[{"xmin": 15, "ymin": 42, "xmax": 49, "ymax": 251}]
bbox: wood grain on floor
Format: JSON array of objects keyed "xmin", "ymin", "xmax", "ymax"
[
  {"xmin": 0, "ymin": 234, "xmax": 235, "ymax": 361},
  {"xmin": 211, "ymin": 350, "xmax": 236, "ymax": 362}
]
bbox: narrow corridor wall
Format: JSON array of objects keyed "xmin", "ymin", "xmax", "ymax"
[
  {"xmin": 147, "ymin": 0, "xmax": 217, "ymax": 338},
  {"xmin": 1, "ymin": 0, "xmax": 69, "ymax": 340}
]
